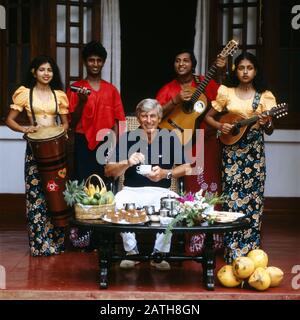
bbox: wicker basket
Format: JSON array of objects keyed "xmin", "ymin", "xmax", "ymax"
[{"xmin": 74, "ymin": 174, "xmax": 115, "ymax": 220}]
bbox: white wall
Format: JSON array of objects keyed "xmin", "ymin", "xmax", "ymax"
[
  {"xmin": 0, "ymin": 127, "xmax": 26, "ymax": 193},
  {"xmin": 264, "ymin": 130, "xmax": 300, "ymax": 197},
  {"xmin": 0, "ymin": 126, "xmax": 300, "ymax": 197}
]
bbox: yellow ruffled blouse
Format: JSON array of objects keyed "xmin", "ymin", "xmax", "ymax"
[
  {"xmin": 10, "ymin": 86, "xmax": 69, "ymax": 126},
  {"xmin": 211, "ymin": 85, "xmax": 277, "ymax": 130}
]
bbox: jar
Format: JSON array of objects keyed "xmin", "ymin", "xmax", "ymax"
[
  {"xmin": 160, "ymin": 195, "xmax": 179, "ymax": 217},
  {"xmin": 159, "ymin": 208, "xmax": 170, "ymax": 217}
]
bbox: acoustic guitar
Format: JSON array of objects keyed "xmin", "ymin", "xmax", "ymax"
[
  {"xmin": 218, "ymin": 103, "xmax": 288, "ymax": 146},
  {"xmin": 159, "ymin": 39, "xmax": 239, "ymax": 145}
]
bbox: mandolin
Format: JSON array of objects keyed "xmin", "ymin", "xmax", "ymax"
[
  {"xmin": 159, "ymin": 39, "xmax": 239, "ymax": 145},
  {"xmin": 219, "ymin": 103, "xmax": 288, "ymax": 146}
]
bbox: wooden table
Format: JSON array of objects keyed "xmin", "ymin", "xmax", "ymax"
[{"xmin": 71, "ymin": 218, "xmax": 249, "ymax": 290}]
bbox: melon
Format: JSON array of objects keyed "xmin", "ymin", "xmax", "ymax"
[
  {"xmin": 232, "ymin": 257, "xmax": 255, "ymax": 279},
  {"xmin": 266, "ymin": 266, "xmax": 284, "ymax": 287},
  {"xmin": 248, "ymin": 267, "xmax": 271, "ymax": 291},
  {"xmin": 217, "ymin": 265, "xmax": 242, "ymax": 287},
  {"xmin": 247, "ymin": 249, "xmax": 268, "ymax": 268}
]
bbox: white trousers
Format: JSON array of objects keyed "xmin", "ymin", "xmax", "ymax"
[
  {"xmin": 115, "ymin": 186, "xmax": 178, "ymax": 253},
  {"xmin": 120, "ymin": 231, "xmax": 172, "ymax": 253}
]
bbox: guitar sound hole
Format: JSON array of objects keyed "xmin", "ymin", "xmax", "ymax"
[
  {"xmin": 182, "ymin": 101, "xmax": 193, "ymax": 113},
  {"xmin": 231, "ymin": 127, "xmax": 240, "ymax": 136}
]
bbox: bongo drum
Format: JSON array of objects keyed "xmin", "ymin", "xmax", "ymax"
[{"xmin": 24, "ymin": 126, "xmax": 71, "ymax": 227}]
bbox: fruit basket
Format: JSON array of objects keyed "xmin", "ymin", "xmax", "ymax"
[
  {"xmin": 75, "ymin": 174, "xmax": 115, "ymax": 220},
  {"xmin": 64, "ymin": 174, "xmax": 115, "ymax": 220}
]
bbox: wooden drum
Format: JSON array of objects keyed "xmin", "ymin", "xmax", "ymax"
[{"xmin": 25, "ymin": 126, "xmax": 71, "ymax": 227}]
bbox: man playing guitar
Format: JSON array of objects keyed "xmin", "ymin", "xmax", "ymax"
[
  {"xmin": 156, "ymin": 48, "xmax": 227, "ymax": 256},
  {"xmin": 157, "ymin": 49, "xmax": 226, "ymax": 119},
  {"xmin": 156, "ymin": 48, "xmax": 226, "ymax": 194}
]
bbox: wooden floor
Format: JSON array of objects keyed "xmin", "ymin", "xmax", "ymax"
[{"xmin": 0, "ymin": 210, "xmax": 300, "ymax": 300}]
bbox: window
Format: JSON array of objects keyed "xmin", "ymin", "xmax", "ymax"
[
  {"xmin": 0, "ymin": 0, "xmax": 31, "ymax": 123},
  {"xmin": 0, "ymin": 0, "xmax": 101, "ymax": 123},
  {"xmin": 211, "ymin": 0, "xmax": 262, "ymax": 73},
  {"xmin": 56, "ymin": 0, "xmax": 98, "ymax": 88}
]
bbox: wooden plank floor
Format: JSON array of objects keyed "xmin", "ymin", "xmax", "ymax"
[{"xmin": 0, "ymin": 211, "xmax": 300, "ymax": 300}]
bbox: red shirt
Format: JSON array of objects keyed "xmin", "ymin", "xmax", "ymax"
[
  {"xmin": 67, "ymin": 79, "xmax": 125, "ymax": 150},
  {"xmin": 156, "ymin": 75, "xmax": 219, "ymax": 108}
]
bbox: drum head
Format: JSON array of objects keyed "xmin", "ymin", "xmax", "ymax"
[{"xmin": 26, "ymin": 126, "xmax": 65, "ymax": 140}]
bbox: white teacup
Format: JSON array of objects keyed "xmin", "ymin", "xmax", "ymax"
[{"xmin": 136, "ymin": 164, "xmax": 152, "ymax": 175}]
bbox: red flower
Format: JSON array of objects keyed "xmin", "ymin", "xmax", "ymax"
[
  {"xmin": 178, "ymin": 192, "xmax": 195, "ymax": 203},
  {"xmin": 46, "ymin": 180, "xmax": 59, "ymax": 192}
]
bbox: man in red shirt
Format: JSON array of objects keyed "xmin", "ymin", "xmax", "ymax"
[
  {"xmin": 156, "ymin": 48, "xmax": 225, "ymax": 194},
  {"xmin": 67, "ymin": 41, "xmax": 125, "ymax": 184},
  {"xmin": 156, "ymin": 49, "xmax": 226, "ymax": 255}
]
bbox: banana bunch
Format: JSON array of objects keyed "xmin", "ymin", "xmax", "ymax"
[{"xmin": 84, "ymin": 183, "xmax": 107, "ymax": 197}]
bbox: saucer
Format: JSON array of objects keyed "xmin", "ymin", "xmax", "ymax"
[{"xmin": 160, "ymin": 216, "xmax": 174, "ymax": 226}]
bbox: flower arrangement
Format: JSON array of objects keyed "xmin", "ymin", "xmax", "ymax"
[
  {"xmin": 179, "ymin": 189, "xmax": 224, "ymax": 225},
  {"xmin": 164, "ymin": 187, "xmax": 225, "ymax": 239}
]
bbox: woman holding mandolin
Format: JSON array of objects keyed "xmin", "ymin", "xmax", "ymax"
[{"xmin": 205, "ymin": 52, "xmax": 276, "ymax": 263}]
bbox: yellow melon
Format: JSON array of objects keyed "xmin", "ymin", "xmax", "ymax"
[
  {"xmin": 248, "ymin": 267, "xmax": 271, "ymax": 291},
  {"xmin": 217, "ymin": 265, "xmax": 242, "ymax": 287},
  {"xmin": 266, "ymin": 266, "xmax": 284, "ymax": 287},
  {"xmin": 232, "ymin": 257, "xmax": 255, "ymax": 279},
  {"xmin": 247, "ymin": 249, "xmax": 268, "ymax": 268}
]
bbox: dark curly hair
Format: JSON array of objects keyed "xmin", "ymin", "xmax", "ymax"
[
  {"xmin": 82, "ymin": 41, "xmax": 107, "ymax": 61},
  {"xmin": 225, "ymin": 52, "xmax": 268, "ymax": 93},
  {"xmin": 24, "ymin": 55, "xmax": 63, "ymax": 90}
]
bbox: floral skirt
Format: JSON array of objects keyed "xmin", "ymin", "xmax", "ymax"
[
  {"xmin": 25, "ymin": 145, "xmax": 65, "ymax": 256},
  {"xmin": 222, "ymin": 129, "xmax": 266, "ymax": 263}
]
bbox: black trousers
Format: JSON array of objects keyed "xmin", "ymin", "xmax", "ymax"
[{"xmin": 73, "ymin": 133, "xmax": 110, "ymax": 186}]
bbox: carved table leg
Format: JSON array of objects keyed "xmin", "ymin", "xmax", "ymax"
[
  {"xmin": 201, "ymin": 233, "xmax": 216, "ymax": 290},
  {"xmin": 94, "ymin": 233, "xmax": 113, "ymax": 289}
]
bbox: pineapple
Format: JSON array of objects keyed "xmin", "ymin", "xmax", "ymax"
[{"xmin": 63, "ymin": 180, "xmax": 87, "ymax": 207}]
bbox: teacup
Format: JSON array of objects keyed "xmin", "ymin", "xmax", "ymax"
[
  {"xmin": 160, "ymin": 216, "xmax": 174, "ymax": 226},
  {"xmin": 136, "ymin": 164, "xmax": 152, "ymax": 175}
]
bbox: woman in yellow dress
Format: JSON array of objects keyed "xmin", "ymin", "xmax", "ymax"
[
  {"xmin": 6, "ymin": 55, "xmax": 69, "ymax": 256},
  {"xmin": 205, "ymin": 52, "xmax": 276, "ymax": 263}
]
